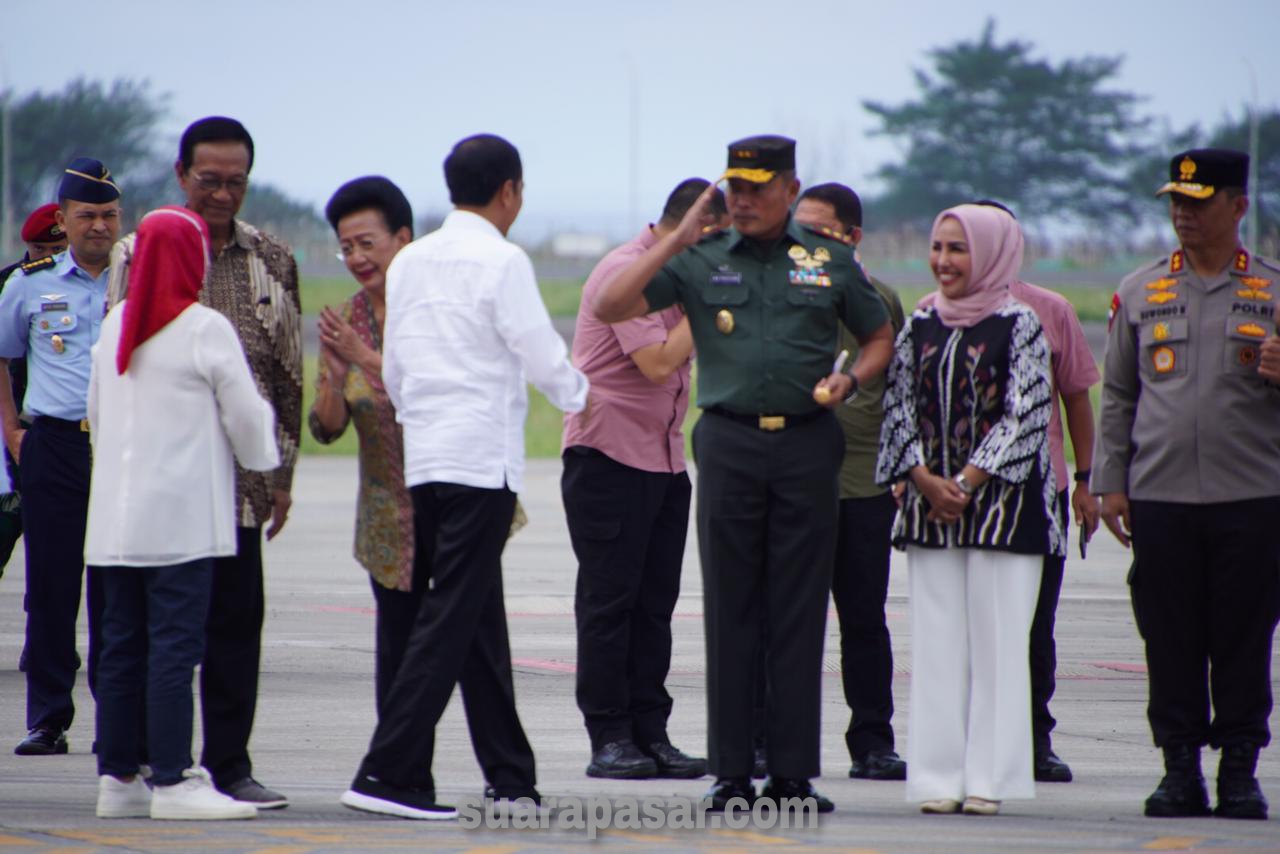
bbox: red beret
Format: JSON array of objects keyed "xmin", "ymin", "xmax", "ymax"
[{"xmin": 21, "ymin": 204, "xmax": 64, "ymax": 243}]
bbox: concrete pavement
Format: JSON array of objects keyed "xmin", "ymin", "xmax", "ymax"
[{"xmin": 0, "ymin": 456, "xmax": 1277, "ymax": 852}]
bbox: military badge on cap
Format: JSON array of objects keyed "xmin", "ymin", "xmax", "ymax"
[
  {"xmin": 721, "ymin": 135, "xmax": 796, "ymax": 184},
  {"xmin": 1156, "ymin": 148, "xmax": 1248, "ymax": 199},
  {"xmin": 20, "ymin": 204, "xmax": 64, "ymax": 243}
]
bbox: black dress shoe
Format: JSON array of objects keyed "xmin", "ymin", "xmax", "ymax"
[
  {"xmin": 1034, "ymin": 749, "xmax": 1073, "ymax": 783},
  {"xmin": 1215, "ymin": 743, "xmax": 1268, "ymax": 820},
  {"xmin": 849, "ymin": 749, "xmax": 907, "ymax": 781},
  {"xmin": 643, "ymin": 742, "xmax": 708, "ymax": 779},
  {"xmin": 15, "ymin": 727, "xmax": 67, "ymax": 756},
  {"xmin": 751, "ymin": 745, "xmax": 768, "ymax": 780},
  {"xmin": 761, "ymin": 776, "xmax": 835, "ymax": 813},
  {"xmin": 703, "ymin": 777, "xmax": 756, "ymax": 811},
  {"xmin": 586, "ymin": 740, "xmax": 657, "ymax": 779},
  {"xmin": 1145, "ymin": 745, "xmax": 1211, "ymax": 818}
]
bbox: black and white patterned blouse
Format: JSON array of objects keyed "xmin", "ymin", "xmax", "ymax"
[{"xmin": 876, "ymin": 301, "xmax": 1065, "ymax": 557}]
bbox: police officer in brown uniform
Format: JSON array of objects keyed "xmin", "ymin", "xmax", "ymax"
[
  {"xmin": 594, "ymin": 136, "xmax": 894, "ymax": 812},
  {"xmin": 1094, "ymin": 149, "xmax": 1280, "ymax": 820}
]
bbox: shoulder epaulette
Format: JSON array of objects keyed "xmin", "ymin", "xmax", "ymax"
[
  {"xmin": 801, "ymin": 223, "xmax": 854, "ymax": 246},
  {"xmin": 18, "ymin": 255, "xmax": 56, "ymax": 275},
  {"xmin": 1252, "ymin": 254, "xmax": 1280, "ymax": 276}
]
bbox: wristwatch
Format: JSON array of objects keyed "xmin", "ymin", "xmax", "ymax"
[
  {"xmin": 1073, "ymin": 469, "xmax": 1091, "ymax": 483},
  {"xmin": 953, "ymin": 473, "xmax": 975, "ymax": 495},
  {"xmin": 841, "ymin": 366, "xmax": 860, "ymax": 402}
]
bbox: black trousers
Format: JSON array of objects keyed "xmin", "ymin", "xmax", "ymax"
[
  {"xmin": 561, "ymin": 446, "xmax": 691, "ymax": 751},
  {"xmin": 1029, "ymin": 490, "xmax": 1068, "ymax": 752},
  {"xmin": 1129, "ymin": 497, "xmax": 1280, "ymax": 750},
  {"xmin": 693, "ymin": 410, "xmax": 843, "ymax": 780},
  {"xmin": 20, "ymin": 419, "xmax": 101, "ymax": 732},
  {"xmin": 831, "ymin": 490, "xmax": 899, "ymax": 760},
  {"xmin": 356, "ymin": 482, "xmax": 535, "ymax": 794},
  {"xmin": 200, "ymin": 526, "xmax": 265, "ymax": 788},
  {"xmin": 368, "ymin": 548, "xmax": 431, "ymax": 719}
]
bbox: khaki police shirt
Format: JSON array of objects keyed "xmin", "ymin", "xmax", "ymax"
[
  {"xmin": 643, "ymin": 217, "xmax": 889, "ymax": 415},
  {"xmin": 1092, "ymin": 247, "xmax": 1280, "ymax": 503},
  {"xmin": 837, "ymin": 276, "xmax": 905, "ymax": 499}
]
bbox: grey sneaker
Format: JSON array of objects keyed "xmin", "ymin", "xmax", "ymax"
[{"xmin": 220, "ymin": 776, "xmax": 288, "ymax": 809}]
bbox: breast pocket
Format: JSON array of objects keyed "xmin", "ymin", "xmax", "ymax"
[
  {"xmin": 1223, "ymin": 312, "xmax": 1273, "ymax": 376},
  {"xmin": 1138, "ymin": 317, "xmax": 1188, "ymax": 381},
  {"xmin": 700, "ymin": 283, "xmax": 750, "ymax": 307},
  {"xmin": 785, "ymin": 285, "xmax": 834, "ymax": 309},
  {"xmin": 31, "ymin": 310, "xmax": 78, "ymax": 353}
]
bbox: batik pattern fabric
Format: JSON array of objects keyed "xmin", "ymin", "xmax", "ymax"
[{"xmin": 876, "ymin": 301, "xmax": 1063, "ymax": 557}]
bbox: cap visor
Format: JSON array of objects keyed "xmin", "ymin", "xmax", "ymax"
[
  {"xmin": 722, "ymin": 167, "xmax": 776, "ymax": 183},
  {"xmin": 1155, "ymin": 181, "xmax": 1215, "ymax": 199}
]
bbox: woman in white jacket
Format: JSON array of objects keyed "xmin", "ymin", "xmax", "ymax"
[{"xmin": 86, "ymin": 206, "xmax": 279, "ymax": 821}]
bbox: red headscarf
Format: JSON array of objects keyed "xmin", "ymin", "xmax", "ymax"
[{"xmin": 117, "ymin": 207, "xmax": 211, "ymax": 374}]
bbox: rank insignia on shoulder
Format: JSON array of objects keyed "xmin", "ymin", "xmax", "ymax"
[
  {"xmin": 803, "ymin": 224, "xmax": 853, "ymax": 246},
  {"xmin": 19, "ymin": 256, "xmax": 56, "ymax": 274},
  {"xmin": 1144, "ymin": 277, "xmax": 1178, "ymax": 291},
  {"xmin": 1169, "ymin": 250, "xmax": 1184, "ymax": 273},
  {"xmin": 1235, "ymin": 249, "xmax": 1250, "ymax": 272},
  {"xmin": 1146, "ymin": 291, "xmax": 1178, "ymax": 305}
]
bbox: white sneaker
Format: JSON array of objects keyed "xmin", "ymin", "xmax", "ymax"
[
  {"xmin": 150, "ymin": 767, "xmax": 257, "ymax": 820},
  {"xmin": 97, "ymin": 774, "xmax": 150, "ymax": 818}
]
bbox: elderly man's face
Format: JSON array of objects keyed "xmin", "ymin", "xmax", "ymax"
[
  {"xmin": 177, "ymin": 141, "xmax": 251, "ymax": 234},
  {"xmin": 727, "ymin": 175, "xmax": 799, "ymax": 239}
]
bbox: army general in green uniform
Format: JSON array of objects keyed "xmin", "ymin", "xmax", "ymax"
[{"xmin": 594, "ymin": 136, "xmax": 893, "ymax": 811}]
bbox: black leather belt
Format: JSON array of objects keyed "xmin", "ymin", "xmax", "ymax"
[
  {"xmin": 705, "ymin": 406, "xmax": 827, "ymax": 432},
  {"xmin": 33, "ymin": 415, "xmax": 90, "ymax": 434}
]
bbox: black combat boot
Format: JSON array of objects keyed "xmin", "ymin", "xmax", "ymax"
[
  {"xmin": 1144, "ymin": 744, "xmax": 1211, "ymax": 817},
  {"xmin": 1214, "ymin": 743, "xmax": 1268, "ymax": 820}
]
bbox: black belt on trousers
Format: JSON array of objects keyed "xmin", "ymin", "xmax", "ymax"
[
  {"xmin": 704, "ymin": 406, "xmax": 827, "ymax": 432},
  {"xmin": 32, "ymin": 415, "xmax": 90, "ymax": 434}
]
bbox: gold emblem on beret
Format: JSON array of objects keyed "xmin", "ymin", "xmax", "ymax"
[
  {"xmin": 51, "ymin": 334, "xmax": 65, "ymax": 354},
  {"xmin": 1179, "ymin": 157, "xmax": 1197, "ymax": 182},
  {"xmin": 1153, "ymin": 346, "xmax": 1175, "ymax": 373},
  {"xmin": 1153, "ymin": 322, "xmax": 1170, "ymax": 341},
  {"xmin": 715, "ymin": 309, "xmax": 734, "ymax": 335}
]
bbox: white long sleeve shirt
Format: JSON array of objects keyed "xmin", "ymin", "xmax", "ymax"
[
  {"xmin": 85, "ymin": 303, "xmax": 280, "ymax": 567},
  {"xmin": 382, "ymin": 210, "xmax": 588, "ymax": 492}
]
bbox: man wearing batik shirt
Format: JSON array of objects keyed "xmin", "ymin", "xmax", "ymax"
[{"xmin": 106, "ymin": 116, "xmax": 301, "ymax": 810}]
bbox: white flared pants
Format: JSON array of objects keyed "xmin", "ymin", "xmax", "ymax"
[{"xmin": 904, "ymin": 546, "xmax": 1042, "ymax": 802}]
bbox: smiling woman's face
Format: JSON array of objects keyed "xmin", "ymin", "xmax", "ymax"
[{"xmin": 930, "ymin": 216, "xmax": 972, "ymax": 300}]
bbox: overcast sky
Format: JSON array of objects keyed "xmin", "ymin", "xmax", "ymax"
[{"xmin": 4, "ymin": 0, "xmax": 1278, "ymax": 241}]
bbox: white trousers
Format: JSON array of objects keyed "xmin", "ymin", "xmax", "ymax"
[{"xmin": 904, "ymin": 546, "xmax": 1042, "ymax": 802}]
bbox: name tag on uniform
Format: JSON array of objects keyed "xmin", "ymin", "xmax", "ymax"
[
  {"xmin": 709, "ymin": 271, "xmax": 742, "ymax": 286},
  {"xmin": 40, "ymin": 302, "xmax": 68, "ymax": 312}
]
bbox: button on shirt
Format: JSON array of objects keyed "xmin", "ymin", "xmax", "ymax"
[
  {"xmin": 382, "ymin": 210, "xmax": 589, "ymax": 493},
  {"xmin": 0, "ymin": 251, "xmax": 107, "ymax": 420},
  {"xmin": 642, "ymin": 217, "xmax": 888, "ymax": 414},
  {"xmin": 563, "ymin": 227, "xmax": 691, "ymax": 474},
  {"xmin": 1094, "ymin": 249, "xmax": 1280, "ymax": 503}
]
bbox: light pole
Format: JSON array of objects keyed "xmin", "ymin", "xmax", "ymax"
[{"xmin": 1244, "ymin": 59, "xmax": 1259, "ymax": 251}]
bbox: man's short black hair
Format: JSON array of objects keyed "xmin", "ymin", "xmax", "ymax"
[
  {"xmin": 659, "ymin": 178, "xmax": 727, "ymax": 225},
  {"xmin": 973, "ymin": 198, "xmax": 1017, "ymax": 219},
  {"xmin": 325, "ymin": 176, "xmax": 414, "ymax": 237},
  {"xmin": 179, "ymin": 116, "xmax": 255, "ymax": 172},
  {"xmin": 443, "ymin": 134, "xmax": 522, "ymax": 207},
  {"xmin": 798, "ymin": 183, "xmax": 863, "ymax": 231}
]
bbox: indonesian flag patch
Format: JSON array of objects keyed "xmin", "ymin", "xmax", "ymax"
[{"xmin": 1108, "ymin": 293, "xmax": 1121, "ymax": 331}]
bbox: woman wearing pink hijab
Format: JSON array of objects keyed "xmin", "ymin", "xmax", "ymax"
[
  {"xmin": 876, "ymin": 204, "xmax": 1062, "ymax": 815},
  {"xmin": 85, "ymin": 206, "xmax": 278, "ymax": 821}
]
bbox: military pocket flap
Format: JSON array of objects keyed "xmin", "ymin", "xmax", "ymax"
[
  {"xmin": 1225, "ymin": 313, "xmax": 1273, "ymax": 342},
  {"xmin": 33, "ymin": 310, "xmax": 77, "ymax": 335},
  {"xmin": 699, "ymin": 281, "xmax": 749, "ymax": 306},
  {"xmin": 1138, "ymin": 317, "xmax": 1187, "ymax": 346}
]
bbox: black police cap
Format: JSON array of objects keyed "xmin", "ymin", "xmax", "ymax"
[
  {"xmin": 1156, "ymin": 148, "xmax": 1248, "ymax": 199},
  {"xmin": 722, "ymin": 135, "xmax": 796, "ymax": 184}
]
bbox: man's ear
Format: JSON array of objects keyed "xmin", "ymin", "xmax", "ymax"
[{"xmin": 850, "ymin": 226, "xmax": 863, "ymax": 246}]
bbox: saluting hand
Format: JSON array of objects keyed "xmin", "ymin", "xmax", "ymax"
[
  {"xmin": 1100, "ymin": 492, "xmax": 1131, "ymax": 548},
  {"xmin": 671, "ymin": 183, "xmax": 723, "ymax": 249}
]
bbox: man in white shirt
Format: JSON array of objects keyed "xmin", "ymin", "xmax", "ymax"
[{"xmin": 341, "ymin": 134, "xmax": 588, "ymax": 821}]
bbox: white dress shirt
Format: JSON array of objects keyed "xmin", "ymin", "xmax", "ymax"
[
  {"xmin": 85, "ymin": 303, "xmax": 280, "ymax": 567},
  {"xmin": 383, "ymin": 209, "xmax": 588, "ymax": 492}
]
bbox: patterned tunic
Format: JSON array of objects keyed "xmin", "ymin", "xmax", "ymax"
[
  {"xmin": 108, "ymin": 220, "xmax": 302, "ymax": 527},
  {"xmin": 876, "ymin": 301, "xmax": 1064, "ymax": 557},
  {"xmin": 307, "ymin": 292, "xmax": 414, "ymax": 590}
]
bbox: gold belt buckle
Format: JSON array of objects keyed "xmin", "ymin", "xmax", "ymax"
[
  {"xmin": 78, "ymin": 419, "xmax": 90, "ymax": 432},
  {"xmin": 758, "ymin": 415, "xmax": 785, "ymax": 431}
]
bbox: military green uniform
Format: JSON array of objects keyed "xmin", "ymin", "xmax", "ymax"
[
  {"xmin": 1094, "ymin": 243, "xmax": 1280, "ymax": 755},
  {"xmin": 644, "ymin": 217, "xmax": 888, "ymax": 780}
]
